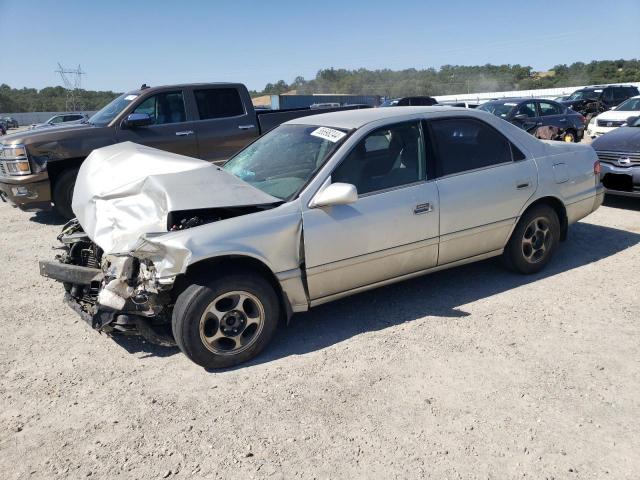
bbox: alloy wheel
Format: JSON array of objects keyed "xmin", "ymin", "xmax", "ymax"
[
  {"xmin": 199, "ymin": 290, "xmax": 265, "ymax": 355},
  {"xmin": 521, "ymin": 217, "xmax": 552, "ymax": 264}
]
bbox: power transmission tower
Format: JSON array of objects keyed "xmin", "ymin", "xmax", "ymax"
[{"xmin": 55, "ymin": 63, "xmax": 85, "ymax": 111}]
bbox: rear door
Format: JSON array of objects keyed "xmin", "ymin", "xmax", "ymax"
[
  {"xmin": 192, "ymin": 87, "xmax": 258, "ymax": 164},
  {"xmin": 116, "ymin": 89, "xmax": 199, "ymax": 157},
  {"xmin": 538, "ymin": 100, "xmax": 568, "ymax": 132},
  {"xmin": 428, "ymin": 117, "xmax": 537, "ymax": 265}
]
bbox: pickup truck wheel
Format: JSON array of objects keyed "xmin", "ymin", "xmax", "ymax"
[
  {"xmin": 503, "ymin": 205, "xmax": 560, "ymax": 274},
  {"xmin": 52, "ymin": 169, "xmax": 78, "ymax": 220},
  {"xmin": 172, "ymin": 272, "xmax": 280, "ymax": 369}
]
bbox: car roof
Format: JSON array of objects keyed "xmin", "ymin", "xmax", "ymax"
[{"xmin": 286, "ymin": 106, "xmax": 465, "ymax": 129}]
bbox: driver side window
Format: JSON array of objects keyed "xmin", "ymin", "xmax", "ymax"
[
  {"xmin": 133, "ymin": 91, "xmax": 186, "ymax": 125},
  {"xmin": 332, "ymin": 122, "xmax": 425, "ymax": 195}
]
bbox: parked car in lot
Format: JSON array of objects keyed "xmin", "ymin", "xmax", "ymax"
[
  {"xmin": 477, "ymin": 98, "xmax": 585, "ymax": 142},
  {"xmin": 437, "ymin": 101, "xmax": 479, "ymax": 109},
  {"xmin": 30, "ymin": 113, "xmax": 89, "ymax": 130},
  {"xmin": 592, "ymin": 115, "xmax": 640, "ymax": 197},
  {"xmin": 0, "ymin": 82, "xmax": 368, "ymax": 218},
  {"xmin": 586, "ymin": 95, "xmax": 640, "ymax": 138},
  {"xmin": 380, "ymin": 96, "xmax": 438, "ymax": 107},
  {"xmin": 2, "ymin": 116, "xmax": 19, "ymax": 128},
  {"xmin": 39, "ymin": 106, "xmax": 604, "ymax": 368},
  {"xmin": 0, "ymin": 120, "xmax": 6, "ymax": 136},
  {"xmin": 560, "ymin": 85, "xmax": 639, "ymax": 122}
]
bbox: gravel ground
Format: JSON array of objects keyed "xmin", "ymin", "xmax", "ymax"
[{"xmin": 0, "ymin": 196, "xmax": 639, "ymax": 480}]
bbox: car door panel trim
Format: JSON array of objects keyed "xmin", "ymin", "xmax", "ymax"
[{"xmin": 309, "ymin": 248, "xmax": 503, "ymax": 307}]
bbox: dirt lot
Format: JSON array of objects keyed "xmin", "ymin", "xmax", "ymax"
[{"xmin": 0, "ymin": 196, "xmax": 639, "ymax": 480}]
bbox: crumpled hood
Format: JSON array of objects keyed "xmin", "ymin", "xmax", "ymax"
[{"xmin": 72, "ymin": 142, "xmax": 279, "ymax": 254}]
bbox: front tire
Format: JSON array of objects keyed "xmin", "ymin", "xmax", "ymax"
[
  {"xmin": 52, "ymin": 168, "xmax": 79, "ymax": 220},
  {"xmin": 502, "ymin": 205, "xmax": 560, "ymax": 274},
  {"xmin": 172, "ymin": 271, "xmax": 280, "ymax": 369}
]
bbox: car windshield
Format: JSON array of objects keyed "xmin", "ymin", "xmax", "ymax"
[
  {"xmin": 89, "ymin": 92, "xmax": 138, "ymax": 127},
  {"xmin": 477, "ymin": 102, "xmax": 516, "ymax": 118},
  {"xmin": 224, "ymin": 124, "xmax": 348, "ymax": 200},
  {"xmin": 615, "ymin": 97, "xmax": 640, "ymax": 111},
  {"xmin": 567, "ymin": 89, "xmax": 601, "ymax": 101}
]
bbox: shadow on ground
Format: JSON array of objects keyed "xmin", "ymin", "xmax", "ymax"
[
  {"xmin": 603, "ymin": 195, "xmax": 640, "ymax": 212},
  {"xmin": 28, "ymin": 210, "xmax": 67, "ymax": 225},
  {"xmin": 104, "ymin": 222, "xmax": 640, "ymax": 367}
]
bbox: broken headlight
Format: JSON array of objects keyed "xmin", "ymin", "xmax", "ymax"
[{"xmin": 0, "ymin": 144, "xmax": 31, "ymax": 175}]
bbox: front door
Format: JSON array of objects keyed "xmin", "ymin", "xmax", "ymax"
[
  {"xmin": 429, "ymin": 117, "xmax": 537, "ymax": 265},
  {"xmin": 116, "ymin": 90, "xmax": 199, "ymax": 157},
  {"xmin": 510, "ymin": 101, "xmax": 540, "ymax": 134},
  {"xmin": 302, "ymin": 121, "xmax": 440, "ymax": 301}
]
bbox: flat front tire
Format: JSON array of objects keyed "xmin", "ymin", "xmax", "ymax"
[
  {"xmin": 172, "ymin": 271, "xmax": 280, "ymax": 369},
  {"xmin": 502, "ymin": 205, "xmax": 560, "ymax": 274}
]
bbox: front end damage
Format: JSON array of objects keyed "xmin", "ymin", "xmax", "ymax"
[{"xmin": 39, "ymin": 220, "xmax": 176, "ymax": 345}]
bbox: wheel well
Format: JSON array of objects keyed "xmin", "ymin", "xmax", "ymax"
[
  {"xmin": 524, "ymin": 196, "xmax": 568, "ymax": 241},
  {"xmin": 175, "ymin": 255, "xmax": 292, "ymax": 321},
  {"xmin": 47, "ymin": 158, "xmax": 84, "ymax": 189}
]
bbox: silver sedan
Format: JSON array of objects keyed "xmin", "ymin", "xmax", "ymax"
[{"xmin": 42, "ymin": 107, "xmax": 605, "ymax": 368}]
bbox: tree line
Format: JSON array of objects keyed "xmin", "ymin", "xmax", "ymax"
[
  {"xmin": 0, "ymin": 84, "xmax": 121, "ymax": 113},
  {"xmin": 2, "ymin": 59, "xmax": 639, "ymax": 112},
  {"xmin": 253, "ymin": 59, "xmax": 640, "ymax": 98}
]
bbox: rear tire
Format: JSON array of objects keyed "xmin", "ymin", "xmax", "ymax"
[
  {"xmin": 562, "ymin": 129, "xmax": 577, "ymax": 143},
  {"xmin": 502, "ymin": 205, "xmax": 560, "ymax": 274},
  {"xmin": 52, "ymin": 168, "xmax": 78, "ymax": 220},
  {"xmin": 172, "ymin": 271, "xmax": 280, "ymax": 369}
]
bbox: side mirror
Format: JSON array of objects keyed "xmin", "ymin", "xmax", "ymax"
[
  {"xmin": 122, "ymin": 113, "xmax": 153, "ymax": 129},
  {"xmin": 310, "ymin": 182, "xmax": 358, "ymax": 208},
  {"xmin": 625, "ymin": 116, "xmax": 639, "ymax": 127}
]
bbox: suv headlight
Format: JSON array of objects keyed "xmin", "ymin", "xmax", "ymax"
[{"xmin": 0, "ymin": 144, "xmax": 31, "ymax": 175}]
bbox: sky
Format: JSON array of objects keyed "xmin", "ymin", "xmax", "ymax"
[{"xmin": 1, "ymin": 0, "xmax": 639, "ymax": 92}]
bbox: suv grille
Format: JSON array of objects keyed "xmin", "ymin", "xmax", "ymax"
[
  {"xmin": 596, "ymin": 150, "xmax": 640, "ymax": 166},
  {"xmin": 0, "ymin": 161, "xmax": 7, "ymax": 177},
  {"xmin": 597, "ymin": 119, "xmax": 625, "ymax": 127}
]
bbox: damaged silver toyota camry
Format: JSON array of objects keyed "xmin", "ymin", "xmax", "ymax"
[{"xmin": 40, "ymin": 107, "xmax": 604, "ymax": 368}]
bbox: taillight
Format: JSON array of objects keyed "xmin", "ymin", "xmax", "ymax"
[
  {"xmin": 579, "ymin": 115, "xmax": 586, "ymax": 124},
  {"xmin": 594, "ymin": 160, "xmax": 601, "ymax": 175}
]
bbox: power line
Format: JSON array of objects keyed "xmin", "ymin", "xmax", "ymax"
[{"xmin": 55, "ymin": 63, "xmax": 85, "ymax": 111}]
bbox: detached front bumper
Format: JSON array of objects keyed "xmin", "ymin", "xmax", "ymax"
[
  {"xmin": 599, "ymin": 163, "xmax": 640, "ymax": 197},
  {"xmin": 0, "ymin": 172, "xmax": 51, "ymax": 210}
]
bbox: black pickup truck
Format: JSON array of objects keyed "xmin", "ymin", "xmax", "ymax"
[{"xmin": 0, "ymin": 82, "xmax": 368, "ymax": 218}]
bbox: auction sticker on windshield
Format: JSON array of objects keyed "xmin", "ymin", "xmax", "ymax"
[
  {"xmin": 311, "ymin": 127, "xmax": 346, "ymax": 143},
  {"xmin": 124, "ymin": 94, "xmax": 138, "ymax": 101}
]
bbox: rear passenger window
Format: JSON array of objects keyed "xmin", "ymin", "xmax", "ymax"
[
  {"xmin": 194, "ymin": 88, "xmax": 245, "ymax": 119},
  {"xmin": 538, "ymin": 102, "xmax": 563, "ymax": 116},
  {"xmin": 430, "ymin": 118, "xmax": 512, "ymax": 176}
]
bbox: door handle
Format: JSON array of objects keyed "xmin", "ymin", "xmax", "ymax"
[
  {"xmin": 413, "ymin": 202, "xmax": 433, "ymax": 215},
  {"xmin": 516, "ymin": 181, "xmax": 531, "ymax": 190},
  {"xmin": 559, "ymin": 118, "xmax": 567, "ymax": 122},
  {"xmin": 238, "ymin": 124, "xmax": 255, "ymax": 130},
  {"xmin": 175, "ymin": 130, "xmax": 194, "ymax": 136}
]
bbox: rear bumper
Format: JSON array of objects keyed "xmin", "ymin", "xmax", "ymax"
[
  {"xmin": 0, "ymin": 172, "xmax": 51, "ymax": 210},
  {"xmin": 599, "ymin": 163, "xmax": 640, "ymax": 197}
]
